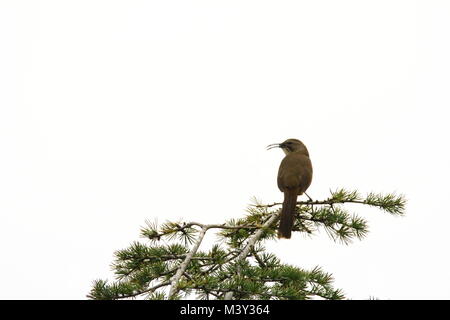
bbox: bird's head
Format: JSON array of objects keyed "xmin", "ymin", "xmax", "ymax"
[{"xmin": 266, "ymin": 138, "xmax": 309, "ymax": 156}]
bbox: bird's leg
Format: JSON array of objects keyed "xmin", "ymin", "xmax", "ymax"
[
  {"xmin": 304, "ymin": 192, "xmax": 313, "ymax": 202},
  {"xmin": 304, "ymin": 192, "xmax": 314, "ymax": 215}
]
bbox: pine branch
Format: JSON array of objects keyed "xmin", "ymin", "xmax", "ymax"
[
  {"xmin": 167, "ymin": 226, "xmax": 208, "ymax": 299},
  {"xmin": 88, "ymin": 188, "xmax": 406, "ymax": 300},
  {"xmin": 256, "ymin": 189, "xmax": 406, "ymax": 216},
  {"xmin": 223, "ymin": 211, "xmax": 280, "ymax": 300}
]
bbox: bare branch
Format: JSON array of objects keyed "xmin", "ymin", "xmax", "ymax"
[
  {"xmin": 223, "ymin": 210, "xmax": 281, "ymax": 300},
  {"xmin": 167, "ymin": 226, "xmax": 208, "ymax": 299}
]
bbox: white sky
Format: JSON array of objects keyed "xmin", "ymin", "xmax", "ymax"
[{"xmin": 1, "ymin": 0, "xmax": 449, "ymax": 299}]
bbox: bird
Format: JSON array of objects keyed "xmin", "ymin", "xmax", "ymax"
[{"xmin": 267, "ymin": 138, "xmax": 313, "ymax": 239}]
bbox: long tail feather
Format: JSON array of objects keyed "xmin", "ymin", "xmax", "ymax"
[{"xmin": 278, "ymin": 189, "xmax": 298, "ymax": 239}]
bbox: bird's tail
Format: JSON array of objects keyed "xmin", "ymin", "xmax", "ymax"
[{"xmin": 278, "ymin": 189, "xmax": 298, "ymax": 239}]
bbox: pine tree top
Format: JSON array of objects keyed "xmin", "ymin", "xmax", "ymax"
[{"xmin": 88, "ymin": 188, "xmax": 406, "ymax": 300}]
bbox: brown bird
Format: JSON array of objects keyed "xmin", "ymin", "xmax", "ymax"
[{"xmin": 267, "ymin": 138, "xmax": 313, "ymax": 239}]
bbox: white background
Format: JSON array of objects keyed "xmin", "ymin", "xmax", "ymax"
[{"xmin": 1, "ymin": 0, "xmax": 449, "ymax": 299}]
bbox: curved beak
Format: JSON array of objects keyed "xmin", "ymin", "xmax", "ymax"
[{"xmin": 266, "ymin": 143, "xmax": 281, "ymax": 150}]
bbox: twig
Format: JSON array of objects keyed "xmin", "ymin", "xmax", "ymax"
[
  {"xmin": 255, "ymin": 199, "xmax": 368, "ymax": 208},
  {"xmin": 177, "ymin": 222, "xmax": 259, "ymax": 230},
  {"xmin": 149, "ymin": 222, "xmax": 258, "ymax": 240},
  {"xmin": 251, "ymin": 248, "xmax": 266, "ymax": 268},
  {"xmin": 113, "ymin": 280, "xmax": 171, "ymax": 299}
]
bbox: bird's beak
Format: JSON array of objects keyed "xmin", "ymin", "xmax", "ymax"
[{"xmin": 266, "ymin": 143, "xmax": 281, "ymax": 150}]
